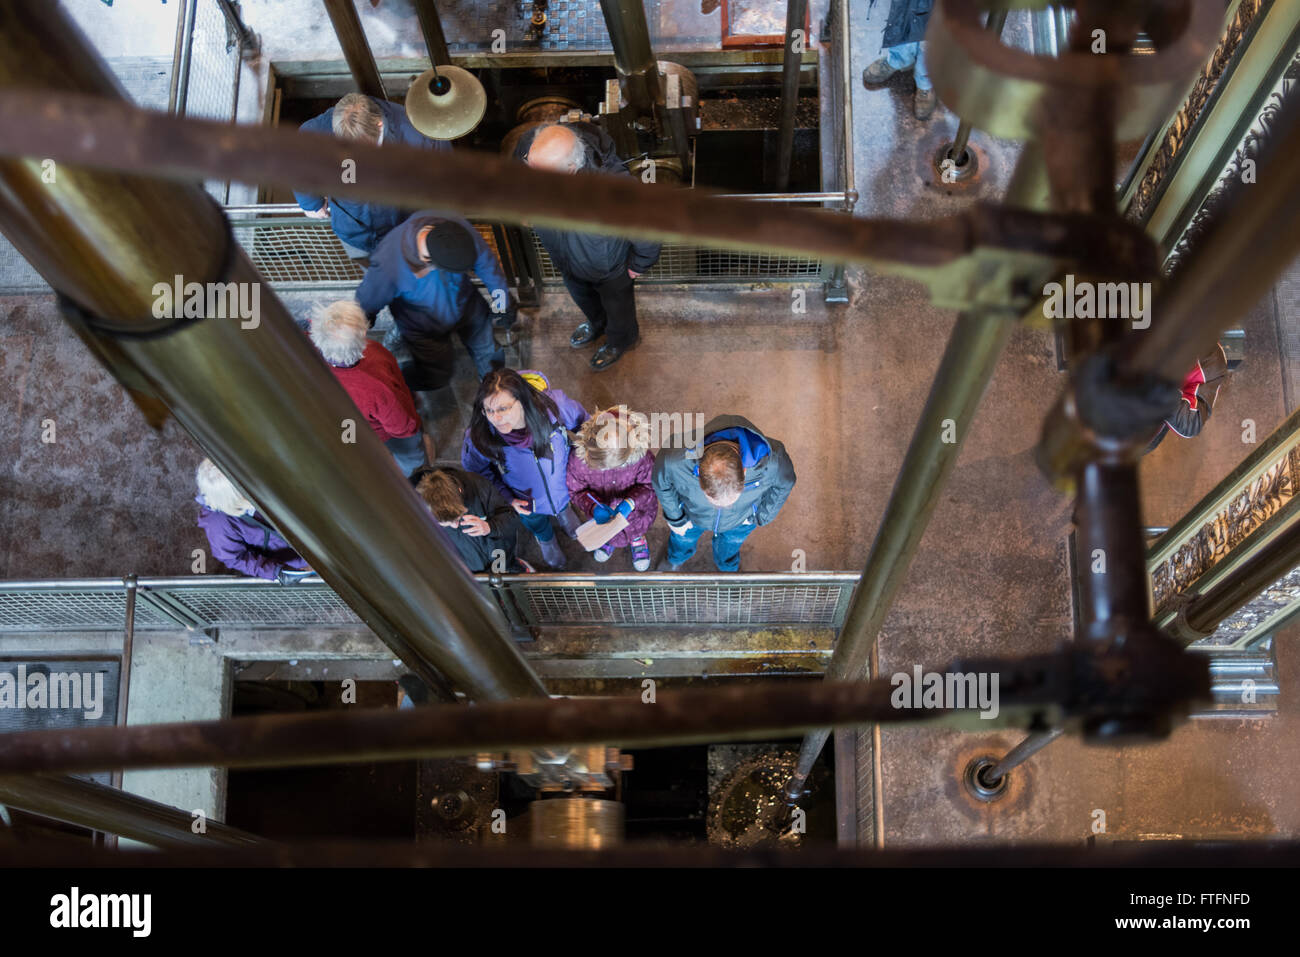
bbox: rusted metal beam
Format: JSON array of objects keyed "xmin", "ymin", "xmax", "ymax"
[
  {"xmin": 0, "ymin": 642, "xmax": 1212, "ymax": 777},
  {"xmin": 323, "ymin": 0, "xmax": 388, "ymax": 100},
  {"xmin": 0, "ymin": 90, "xmax": 1158, "ymax": 310}
]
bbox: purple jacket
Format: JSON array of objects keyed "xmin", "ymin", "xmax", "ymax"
[
  {"xmin": 565, "ymin": 415, "xmax": 658, "ymax": 547},
  {"xmin": 196, "ymin": 498, "xmax": 308, "ymax": 580},
  {"xmin": 460, "ymin": 380, "xmax": 589, "ymax": 517}
]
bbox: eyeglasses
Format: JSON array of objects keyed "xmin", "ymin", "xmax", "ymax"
[{"xmin": 484, "ymin": 397, "xmax": 519, "ymax": 417}]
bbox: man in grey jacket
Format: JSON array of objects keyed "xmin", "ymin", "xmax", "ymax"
[
  {"xmin": 519, "ymin": 122, "xmax": 661, "ymax": 371},
  {"xmin": 652, "ymin": 415, "xmax": 796, "ymax": 572}
]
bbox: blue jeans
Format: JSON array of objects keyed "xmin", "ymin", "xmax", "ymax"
[
  {"xmin": 666, "ymin": 521, "xmax": 758, "ymax": 572},
  {"xmin": 518, "ymin": 510, "xmax": 555, "ymax": 544},
  {"xmin": 885, "ymin": 40, "xmax": 931, "ymax": 91},
  {"xmin": 384, "ymin": 431, "xmax": 427, "ymax": 477}
]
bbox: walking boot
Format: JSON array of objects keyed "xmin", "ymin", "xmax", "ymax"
[{"xmin": 538, "ymin": 535, "xmax": 566, "ymax": 570}]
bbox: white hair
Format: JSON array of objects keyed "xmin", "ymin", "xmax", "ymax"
[
  {"xmin": 560, "ymin": 129, "xmax": 587, "ymax": 171},
  {"xmin": 310, "ymin": 300, "xmax": 369, "ymax": 367},
  {"xmin": 195, "ymin": 458, "xmax": 253, "ymax": 517},
  {"xmin": 530, "ymin": 124, "xmax": 587, "ymax": 172}
]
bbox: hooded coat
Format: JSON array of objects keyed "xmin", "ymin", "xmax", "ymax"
[
  {"xmin": 356, "ymin": 212, "xmax": 509, "ymax": 333},
  {"xmin": 565, "ymin": 412, "xmax": 658, "ymax": 547},
  {"xmin": 409, "ymin": 466, "xmax": 523, "ymax": 573},
  {"xmin": 652, "ymin": 414, "xmax": 796, "ymax": 535},
  {"xmin": 460, "ymin": 371, "xmax": 590, "ymax": 517},
  {"xmin": 195, "ymin": 498, "xmax": 309, "ymax": 580},
  {"xmin": 882, "ymin": 0, "xmax": 935, "ymax": 49},
  {"xmin": 513, "ymin": 122, "xmax": 661, "ymax": 283},
  {"xmin": 293, "ymin": 98, "xmax": 448, "ymax": 253}
]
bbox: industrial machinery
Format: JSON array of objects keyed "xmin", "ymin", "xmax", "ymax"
[{"xmin": 0, "ymin": 0, "xmax": 1298, "ymax": 866}]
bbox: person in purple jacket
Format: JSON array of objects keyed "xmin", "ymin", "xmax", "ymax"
[
  {"xmin": 194, "ymin": 459, "xmax": 310, "ymax": 582},
  {"xmin": 566, "ymin": 407, "xmax": 658, "ymax": 571},
  {"xmin": 460, "ymin": 369, "xmax": 589, "ymax": 569}
]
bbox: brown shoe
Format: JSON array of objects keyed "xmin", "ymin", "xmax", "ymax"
[
  {"xmin": 914, "ymin": 88, "xmax": 937, "ymax": 121},
  {"xmin": 862, "ymin": 57, "xmax": 897, "ymax": 86}
]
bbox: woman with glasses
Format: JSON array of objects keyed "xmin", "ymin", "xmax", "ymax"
[{"xmin": 461, "ymin": 369, "xmax": 589, "ymax": 569}]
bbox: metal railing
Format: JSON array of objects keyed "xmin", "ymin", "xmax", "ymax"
[
  {"xmin": 0, "ymin": 573, "xmax": 859, "ymax": 635},
  {"xmin": 171, "ymin": 0, "xmax": 246, "ymax": 203},
  {"xmin": 226, "ymin": 194, "xmax": 851, "ymax": 293}
]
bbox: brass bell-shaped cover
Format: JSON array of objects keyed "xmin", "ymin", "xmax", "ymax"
[{"xmin": 405, "ymin": 65, "xmax": 486, "ymax": 140}]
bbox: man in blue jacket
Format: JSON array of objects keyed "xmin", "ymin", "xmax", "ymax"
[
  {"xmin": 294, "ymin": 93, "xmax": 448, "ymax": 258},
  {"xmin": 652, "ymin": 414, "xmax": 796, "ymax": 572},
  {"xmin": 519, "ymin": 122, "xmax": 661, "ymax": 372},
  {"xmin": 356, "ymin": 212, "xmax": 513, "ymax": 392}
]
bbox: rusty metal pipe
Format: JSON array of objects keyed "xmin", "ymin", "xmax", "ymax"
[
  {"xmin": 0, "ymin": 670, "xmax": 1092, "ymax": 777},
  {"xmin": 0, "ymin": 2, "xmax": 544, "ymax": 704},
  {"xmin": 0, "ymin": 89, "xmax": 1155, "ymax": 281}
]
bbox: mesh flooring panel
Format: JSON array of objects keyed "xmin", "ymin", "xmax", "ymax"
[
  {"xmin": 528, "ymin": 233, "xmax": 824, "ymax": 283},
  {"xmin": 0, "ymin": 591, "xmax": 175, "ymax": 632},
  {"xmin": 165, "ymin": 585, "xmax": 363, "ymax": 627},
  {"xmin": 229, "ymin": 216, "xmax": 821, "ymax": 290},
  {"xmin": 515, "ymin": 582, "xmax": 847, "ymax": 626},
  {"xmin": 233, "ymin": 221, "xmax": 500, "ymax": 287},
  {"xmin": 234, "ymin": 220, "xmax": 367, "ymax": 284}
]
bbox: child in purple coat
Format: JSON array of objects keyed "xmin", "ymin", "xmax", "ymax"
[{"xmin": 566, "ymin": 407, "xmax": 658, "ymax": 571}]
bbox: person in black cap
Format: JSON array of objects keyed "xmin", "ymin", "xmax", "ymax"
[{"xmin": 355, "ymin": 211, "xmax": 515, "ymax": 392}]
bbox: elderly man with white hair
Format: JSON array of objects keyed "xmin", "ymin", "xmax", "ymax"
[
  {"xmin": 516, "ymin": 122, "xmax": 661, "ymax": 372},
  {"xmin": 310, "ymin": 300, "xmax": 432, "ymax": 477},
  {"xmin": 194, "ymin": 459, "xmax": 311, "ymax": 582}
]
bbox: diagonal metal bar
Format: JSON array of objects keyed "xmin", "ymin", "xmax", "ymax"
[
  {"xmin": 0, "ymin": 774, "xmax": 261, "ymax": 849},
  {"xmin": 0, "ymin": 90, "xmax": 1155, "ymax": 296},
  {"xmin": 323, "ymin": 0, "xmax": 387, "ymax": 100}
]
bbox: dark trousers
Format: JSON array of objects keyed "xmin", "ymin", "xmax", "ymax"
[
  {"xmin": 562, "ymin": 270, "xmax": 638, "ymax": 349},
  {"xmin": 518, "ymin": 506, "xmax": 581, "ymax": 543},
  {"xmin": 390, "ymin": 295, "xmax": 503, "ymax": 392}
]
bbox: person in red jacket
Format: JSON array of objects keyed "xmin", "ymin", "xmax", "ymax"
[
  {"xmin": 310, "ymin": 300, "xmax": 433, "ymax": 476},
  {"xmin": 1144, "ymin": 343, "xmax": 1230, "ymax": 454}
]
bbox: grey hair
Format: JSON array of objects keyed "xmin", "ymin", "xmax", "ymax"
[
  {"xmin": 332, "ymin": 93, "xmax": 384, "ymax": 143},
  {"xmin": 195, "ymin": 458, "xmax": 253, "ymax": 517},
  {"xmin": 532, "ymin": 124, "xmax": 587, "ymax": 172},
  {"xmin": 310, "ymin": 300, "xmax": 369, "ymax": 367}
]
